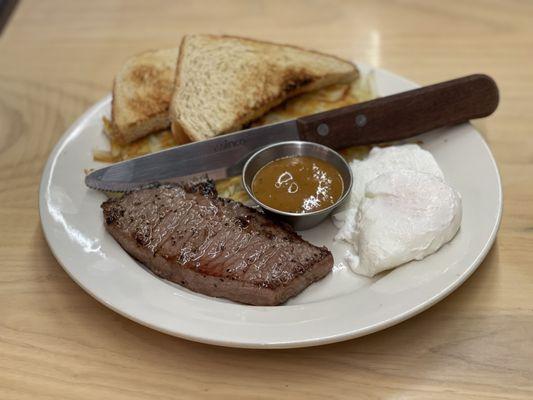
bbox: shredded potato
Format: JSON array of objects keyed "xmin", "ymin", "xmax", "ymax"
[{"xmin": 93, "ymin": 72, "xmax": 377, "ymax": 202}]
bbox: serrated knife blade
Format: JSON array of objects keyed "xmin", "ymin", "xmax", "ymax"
[{"xmin": 85, "ymin": 120, "xmax": 300, "ymax": 192}]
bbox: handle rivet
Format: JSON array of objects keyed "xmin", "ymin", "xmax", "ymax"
[
  {"xmin": 355, "ymin": 114, "xmax": 367, "ymax": 127},
  {"xmin": 317, "ymin": 123, "xmax": 329, "ymax": 136}
]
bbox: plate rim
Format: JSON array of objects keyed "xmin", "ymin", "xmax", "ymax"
[{"xmin": 39, "ymin": 68, "xmax": 503, "ymax": 349}]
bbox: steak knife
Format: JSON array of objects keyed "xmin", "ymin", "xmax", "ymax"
[{"xmin": 85, "ymin": 74, "xmax": 499, "ymax": 192}]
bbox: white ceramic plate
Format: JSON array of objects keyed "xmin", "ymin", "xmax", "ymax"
[{"xmin": 39, "ymin": 67, "xmax": 502, "ymax": 348}]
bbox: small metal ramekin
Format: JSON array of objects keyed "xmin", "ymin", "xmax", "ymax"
[{"xmin": 242, "ymin": 141, "xmax": 353, "ymax": 230}]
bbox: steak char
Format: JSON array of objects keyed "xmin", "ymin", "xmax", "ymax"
[{"xmin": 101, "ymin": 181, "xmax": 333, "ymax": 306}]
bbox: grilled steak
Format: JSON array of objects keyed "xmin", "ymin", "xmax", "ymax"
[{"xmin": 101, "ymin": 181, "xmax": 333, "ymax": 305}]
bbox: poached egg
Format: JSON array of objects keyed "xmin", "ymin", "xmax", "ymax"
[{"xmin": 333, "ymin": 144, "xmax": 462, "ymax": 277}]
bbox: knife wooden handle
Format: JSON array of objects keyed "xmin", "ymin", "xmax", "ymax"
[{"xmin": 296, "ymin": 74, "xmax": 499, "ymax": 149}]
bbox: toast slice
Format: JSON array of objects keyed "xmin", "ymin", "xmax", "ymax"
[
  {"xmin": 108, "ymin": 47, "xmax": 180, "ymax": 144},
  {"xmin": 170, "ymin": 35, "xmax": 359, "ymax": 142}
]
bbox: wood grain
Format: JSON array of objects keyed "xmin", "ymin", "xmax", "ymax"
[
  {"xmin": 0, "ymin": 0, "xmax": 532, "ymax": 399},
  {"xmin": 298, "ymin": 74, "xmax": 499, "ymax": 147}
]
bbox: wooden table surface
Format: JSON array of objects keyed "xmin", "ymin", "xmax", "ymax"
[{"xmin": 1, "ymin": 1, "xmax": 532, "ymax": 398}]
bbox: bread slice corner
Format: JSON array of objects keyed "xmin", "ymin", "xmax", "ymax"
[
  {"xmin": 170, "ymin": 34, "xmax": 358, "ymax": 142},
  {"xmin": 110, "ymin": 47, "xmax": 179, "ymax": 144}
]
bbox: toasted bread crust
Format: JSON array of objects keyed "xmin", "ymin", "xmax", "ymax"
[
  {"xmin": 110, "ymin": 47, "xmax": 179, "ymax": 144},
  {"xmin": 170, "ymin": 34, "xmax": 359, "ymax": 142},
  {"xmin": 214, "ymin": 34, "xmax": 358, "ymax": 71}
]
